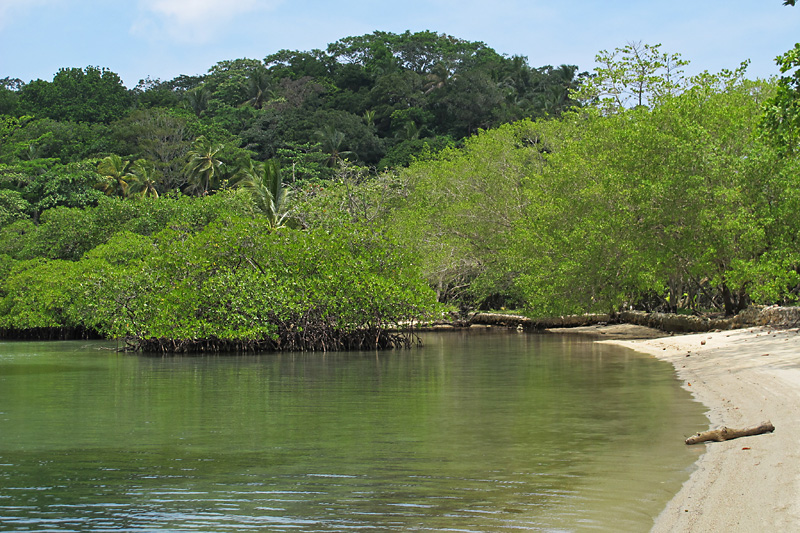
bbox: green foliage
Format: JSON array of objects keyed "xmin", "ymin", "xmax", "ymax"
[
  {"xmin": 0, "ymin": 192, "xmax": 252, "ymax": 261},
  {"xmin": 0, "ymin": 87, "xmax": 20, "ymax": 116},
  {"xmin": 572, "ymin": 42, "xmax": 688, "ymax": 112},
  {"xmin": 126, "ymin": 159, "xmax": 161, "ymax": 198},
  {"xmin": 23, "ymin": 161, "xmax": 104, "ymax": 214},
  {"xmin": 19, "ymin": 66, "xmax": 131, "ymax": 123},
  {"xmin": 0, "ymin": 214, "xmax": 439, "ymax": 344},
  {"xmin": 391, "ymin": 69, "xmax": 797, "ymax": 314},
  {"xmin": 0, "ymin": 220, "xmax": 35, "ymax": 258},
  {"xmin": 0, "ymin": 115, "xmax": 33, "ymax": 159},
  {"xmin": 294, "ymin": 163, "xmax": 408, "ymax": 230},
  {"xmin": 274, "ymin": 141, "xmax": 330, "ymax": 183},
  {"xmin": 391, "ymin": 120, "xmax": 545, "ymax": 306},
  {"xmin": 5, "ymin": 35, "xmax": 800, "ymax": 338},
  {"xmin": 109, "ymin": 108, "xmax": 193, "ymax": 190},
  {"xmin": 0, "ymin": 189, "xmax": 30, "ymax": 227},
  {"xmin": 234, "ymin": 159, "xmax": 293, "ymax": 227},
  {"xmin": 0, "ymin": 117, "xmax": 115, "ymax": 163},
  {"xmin": 183, "ymin": 136, "xmax": 224, "ymax": 196},
  {"xmin": 96, "ymin": 154, "xmax": 131, "ymax": 197},
  {"xmin": 131, "ymin": 76, "xmax": 182, "ymax": 109},
  {"xmin": 0, "ymin": 258, "xmax": 82, "ymax": 328},
  {"xmin": 377, "ymin": 136, "xmax": 454, "ymax": 170},
  {"xmin": 762, "ymin": 42, "xmax": 800, "ymax": 154}
]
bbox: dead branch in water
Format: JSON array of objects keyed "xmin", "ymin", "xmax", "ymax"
[{"xmin": 685, "ymin": 421, "xmax": 775, "ymax": 445}]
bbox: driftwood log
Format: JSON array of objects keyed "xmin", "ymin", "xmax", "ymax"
[{"xmin": 685, "ymin": 421, "xmax": 775, "ymax": 445}]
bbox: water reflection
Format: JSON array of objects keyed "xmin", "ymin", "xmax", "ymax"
[{"xmin": 0, "ymin": 332, "xmax": 705, "ymax": 531}]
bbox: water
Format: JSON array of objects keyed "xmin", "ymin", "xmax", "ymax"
[{"xmin": 0, "ymin": 331, "xmax": 706, "ymax": 532}]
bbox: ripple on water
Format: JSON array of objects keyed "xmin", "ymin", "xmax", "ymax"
[{"xmin": 0, "ymin": 334, "xmax": 706, "ymax": 532}]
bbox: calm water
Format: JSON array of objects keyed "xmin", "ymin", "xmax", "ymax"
[{"xmin": 0, "ymin": 331, "xmax": 706, "ymax": 532}]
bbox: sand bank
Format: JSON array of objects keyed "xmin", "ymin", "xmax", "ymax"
[{"xmin": 608, "ymin": 327, "xmax": 800, "ymax": 531}]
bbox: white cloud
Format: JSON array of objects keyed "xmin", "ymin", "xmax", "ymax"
[{"xmin": 133, "ymin": 0, "xmax": 282, "ymax": 43}]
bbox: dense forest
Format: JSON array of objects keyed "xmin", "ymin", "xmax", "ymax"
[{"xmin": 1, "ymin": 28, "xmax": 799, "ymax": 350}]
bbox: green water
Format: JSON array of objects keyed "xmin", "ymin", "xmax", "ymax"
[{"xmin": 0, "ymin": 331, "xmax": 706, "ymax": 532}]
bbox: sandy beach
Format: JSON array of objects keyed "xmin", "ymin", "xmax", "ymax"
[{"xmin": 606, "ymin": 327, "xmax": 800, "ymax": 531}]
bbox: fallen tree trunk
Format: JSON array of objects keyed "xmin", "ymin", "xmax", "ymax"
[{"xmin": 685, "ymin": 421, "xmax": 775, "ymax": 445}]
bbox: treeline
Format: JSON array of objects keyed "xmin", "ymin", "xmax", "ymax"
[
  {"xmin": 0, "ymin": 193, "xmax": 436, "ymax": 350},
  {"xmin": 0, "ymin": 30, "xmax": 584, "ymax": 349},
  {"xmin": 387, "ymin": 46, "xmax": 800, "ymax": 317},
  {"xmin": 0, "ymin": 30, "xmax": 583, "ymax": 211},
  {"xmin": 2, "ymin": 34, "xmax": 800, "ymax": 349}
]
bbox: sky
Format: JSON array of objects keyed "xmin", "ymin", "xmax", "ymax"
[{"xmin": 0, "ymin": 0, "xmax": 798, "ymax": 89}]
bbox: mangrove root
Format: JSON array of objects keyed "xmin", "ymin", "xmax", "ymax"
[{"xmin": 685, "ymin": 421, "xmax": 775, "ymax": 445}]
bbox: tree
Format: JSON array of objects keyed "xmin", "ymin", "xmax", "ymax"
[
  {"xmin": 19, "ymin": 66, "xmax": 131, "ymax": 123},
  {"xmin": 429, "ymin": 69, "xmax": 504, "ymax": 136},
  {"xmin": 183, "ymin": 136, "xmax": 224, "ymax": 196},
  {"xmin": 274, "ymin": 141, "xmax": 330, "ymax": 183},
  {"xmin": 203, "ymin": 58, "xmax": 264, "ymax": 108},
  {"xmin": 264, "ymin": 49, "xmax": 335, "ymax": 80},
  {"xmin": 0, "ymin": 81, "xmax": 21, "ymax": 115},
  {"xmin": 758, "ymin": 1, "xmax": 800, "ymax": 153},
  {"xmin": 184, "ymin": 86, "xmax": 210, "ymax": 117},
  {"xmin": 389, "ymin": 64, "xmax": 793, "ymax": 315},
  {"xmin": 23, "ymin": 161, "xmax": 103, "ymax": 217},
  {"xmin": 0, "ymin": 189, "xmax": 30, "ymax": 227},
  {"xmin": 314, "ymin": 125, "xmax": 356, "ymax": 167},
  {"xmin": 96, "ymin": 155, "xmax": 131, "ymax": 198},
  {"xmin": 242, "ymin": 67, "xmax": 274, "ymax": 109},
  {"xmin": 0, "ymin": 115, "xmax": 31, "ymax": 160},
  {"xmin": 391, "ymin": 122, "xmax": 540, "ymax": 306},
  {"xmin": 131, "ymin": 76, "xmax": 182, "ymax": 109},
  {"xmin": 234, "ymin": 159, "xmax": 292, "ymax": 228},
  {"xmin": 111, "ymin": 108, "xmax": 192, "ymax": 191},
  {"xmin": 762, "ymin": 42, "xmax": 800, "ymax": 154},
  {"xmin": 126, "ymin": 159, "xmax": 160, "ymax": 199},
  {"xmin": 2, "ymin": 117, "xmax": 115, "ymax": 163},
  {"xmin": 572, "ymin": 42, "xmax": 688, "ymax": 113},
  {"xmin": 536, "ymin": 65, "xmax": 584, "ymax": 116}
]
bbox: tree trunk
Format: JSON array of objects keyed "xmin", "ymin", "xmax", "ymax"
[
  {"xmin": 685, "ymin": 421, "xmax": 775, "ymax": 445},
  {"xmin": 721, "ymin": 282, "xmax": 736, "ymax": 316},
  {"xmin": 721, "ymin": 281, "xmax": 750, "ymax": 316}
]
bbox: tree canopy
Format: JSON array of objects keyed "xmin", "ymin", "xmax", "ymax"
[{"xmin": 1, "ymin": 32, "xmax": 799, "ymax": 349}]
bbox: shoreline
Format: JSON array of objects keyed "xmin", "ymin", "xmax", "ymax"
[{"xmin": 606, "ymin": 327, "xmax": 800, "ymax": 531}]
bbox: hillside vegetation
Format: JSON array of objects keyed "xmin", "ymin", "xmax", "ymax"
[{"xmin": 1, "ymin": 34, "xmax": 799, "ymax": 349}]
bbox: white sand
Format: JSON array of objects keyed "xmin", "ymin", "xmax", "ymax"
[{"xmin": 608, "ymin": 327, "xmax": 800, "ymax": 531}]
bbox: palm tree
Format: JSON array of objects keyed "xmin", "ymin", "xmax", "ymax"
[
  {"xmin": 126, "ymin": 159, "xmax": 160, "ymax": 199},
  {"xmin": 362, "ymin": 109, "xmax": 376, "ymax": 128},
  {"xmin": 183, "ymin": 136, "xmax": 224, "ymax": 196},
  {"xmin": 537, "ymin": 65, "xmax": 580, "ymax": 116},
  {"xmin": 184, "ymin": 86, "xmax": 210, "ymax": 117},
  {"xmin": 242, "ymin": 67, "xmax": 273, "ymax": 109},
  {"xmin": 96, "ymin": 154, "xmax": 131, "ymax": 198},
  {"xmin": 314, "ymin": 125, "xmax": 355, "ymax": 167},
  {"xmin": 234, "ymin": 159, "xmax": 292, "ymax": 229},
  {"xmin": 423, "ymin": 61, "xmax": 456, "ymax": 94}
]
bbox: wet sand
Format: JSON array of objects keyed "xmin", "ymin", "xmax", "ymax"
[{"xmin": 607, "ymin": 327, "xmax": 800, "ymax": 531}]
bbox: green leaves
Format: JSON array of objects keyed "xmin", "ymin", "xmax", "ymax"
[
  {"xmin": 0, "ymin": 210, "xmax": 438, "ymax": 345},
  {"xmin": 762, "ymin": 43, "xmax": 800, "ymax": 155},
  {"xmin": 19, "ymin": 66, "xmax": 131, "ymax": 124},
  {"xmin": 572, "ymin": 42, "xmax": 688, "ymax": 113},
  {"xmin": 183, "ymin": 136, "xmax": 225, "ymax": 196},
  {"xmin": 234, "ymin": 159, "xmax": 292, "ymax": 228},
  {"xmin": 96, "ymin": 154, "xmax": 131, "ymax": 197},
  {"xmin": 392, "ymin": 71, "xmax": 796, "ymax": 315}
]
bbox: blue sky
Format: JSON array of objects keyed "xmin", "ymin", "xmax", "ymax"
[{"xmin": 1, "ymin": 0, "xmax": 798, "ymax": 88}]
